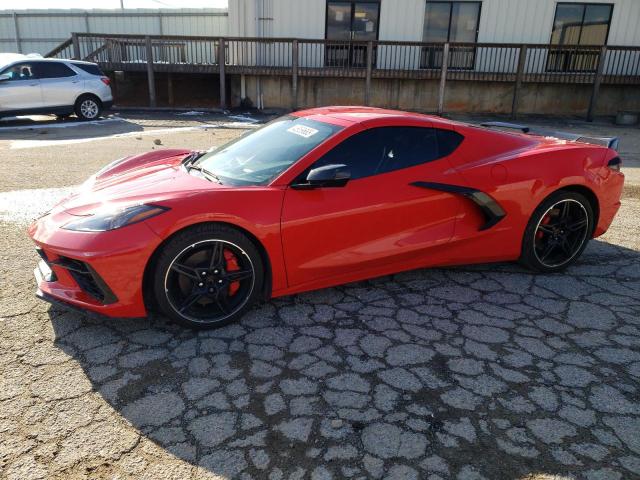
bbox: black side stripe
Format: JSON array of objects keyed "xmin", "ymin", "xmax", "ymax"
[{"xmin": 410, "ymin": 181, "xmax": 506, "ymax": 231}]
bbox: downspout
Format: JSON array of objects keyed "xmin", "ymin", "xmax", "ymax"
[{"xmin": 256, "ymin": 0, "xmax": 263, "ymax": 110}]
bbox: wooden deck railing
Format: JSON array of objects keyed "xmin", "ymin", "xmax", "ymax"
[{"xmin": 48, "ymin": 33, "xmax": 640, "ymax": 119}]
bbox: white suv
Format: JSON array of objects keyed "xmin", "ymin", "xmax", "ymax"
[{"xmin": 0, "ymin": 54, "xmax": 113, "ymax": 120}]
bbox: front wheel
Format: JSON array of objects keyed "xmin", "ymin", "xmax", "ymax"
[
  {"xmin": 74, "ymin": 94, "xmax": 102, "ymax": 120},
  {"xmin": 520, "ymin": 191, "xmax": 593, "ymax": 273},
  {"xmin": 153, "ymin": 224, "xmax": 264, "ymax": 329}
]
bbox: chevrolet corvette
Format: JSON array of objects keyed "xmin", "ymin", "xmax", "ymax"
[{"xmin": 29, "ymin": 107, "xmax": 624, "ymax": 328}]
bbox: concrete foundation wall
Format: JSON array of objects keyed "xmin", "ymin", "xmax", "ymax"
[{"xmin": 230, "ymin": 74, "xmax": 640, "ymax": 117}]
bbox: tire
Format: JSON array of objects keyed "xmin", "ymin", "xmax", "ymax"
[
  {"xmin": 153, "ymin": 224, "xmax": 265, "ymax": 329},
  {"xmin": 74, "ymin": 94, "xmax": 102, "ymax": 120},
  {"xmin": 520, "ymin": 190, "xmax": 594, "ymax": 273}
]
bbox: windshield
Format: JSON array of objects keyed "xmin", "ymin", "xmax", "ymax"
[{"xmin": 194, "ymin": 115, "xmax": 342, "ymax": 186}]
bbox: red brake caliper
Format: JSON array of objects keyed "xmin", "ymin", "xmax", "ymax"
[
  {"xmin": 224, "ymin": 249, "xmax": 241, "ymax": 296},
  {"xmin": 536, "ymin": 214, "xmax": 551, "ymax": 240}
]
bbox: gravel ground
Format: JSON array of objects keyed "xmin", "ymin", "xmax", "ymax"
[{"xmin": 0, "ymin": 112, "xmax": 639, "ymax": 480}]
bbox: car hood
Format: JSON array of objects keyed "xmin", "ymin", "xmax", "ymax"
[{"xmin": 55, "ymin": 149, "xmax": 225, "ymax": 216}]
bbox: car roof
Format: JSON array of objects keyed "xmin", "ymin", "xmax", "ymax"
[
  {"xmin": 0, "ymin": 53, "xmax": 97, "ymax": 70},
  {"xmin": 292, "ymin": 106, "xmax": 454, "ymax": 128}
]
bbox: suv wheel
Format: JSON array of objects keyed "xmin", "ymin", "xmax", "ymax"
[{"xmin": 75, "ymin": 94, "xmax": 102, "ymax": 120}]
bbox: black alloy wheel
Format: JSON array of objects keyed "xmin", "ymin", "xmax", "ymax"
[
  {"xmin": 521, "ymin": 191, "xmax": 593, "ymax": 273},
  {"xmin": 153, "ymin": 224, "xmax": 264, "ymax": 328}
]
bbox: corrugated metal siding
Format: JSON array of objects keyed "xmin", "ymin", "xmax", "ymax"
[
  {"xmin": 450, "ymin": 0, "xmax": 640, "ymax": 46},
  {"xmin": 227, "ymin": 0, "xmax": 640, "ymax": 46},
  {"xmin": 379, "ymin": 0, "xmax": 425, "ymax": 41},
  {"xmin": 0, "ymin": 9, "xmax": 228, "ymax": 55},
  {"xmin": 228, "ymin": 0, "xmax": 324, "ymax": 39},
  {"xmin": 272, "ymin": 0, "xmax": 325, "ymax": 38}
]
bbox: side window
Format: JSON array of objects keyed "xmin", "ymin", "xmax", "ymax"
[
  {"xmin": 376, "ymin": 127, "xmax": 440, "ymax": 174},
  {"xmin": 308, "ymin": 126, "xmax": 464, "ymax": 181},
  {"xmin": 436, "ymin": 129, "xmax": 464, "ymax": 157},
  {"xmin": 33, "ymin": 62, "xmax": 76, "ymax": 79},
  {"xmin": 310, "ymin": 128, "xmax": 386, "ymax": 180},
  {"xmin": 1, "ymin": 63, "xmax": 35, "ymax": 81}
]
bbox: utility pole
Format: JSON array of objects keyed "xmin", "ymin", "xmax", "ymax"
[{"xmin": 120, "ymin": 0, "xmax": 125, "ymax": 9}]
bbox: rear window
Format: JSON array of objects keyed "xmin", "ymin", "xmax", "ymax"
[{"xmin": 73, "ymin": 63, "xmax": 103, "ymax": 76}]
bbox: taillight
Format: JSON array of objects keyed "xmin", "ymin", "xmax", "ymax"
[
  {"xmin": 607, "ymin": 157, "xmax": 622, "ymax": 172},
  {"xmin": 100, "ymin": 77, "xmax": 111, "ymax": 86}
]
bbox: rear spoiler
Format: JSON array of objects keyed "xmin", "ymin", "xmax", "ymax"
[{"xmin": 480, "ymin": 121, "xmax": 619, "ymax": 151}]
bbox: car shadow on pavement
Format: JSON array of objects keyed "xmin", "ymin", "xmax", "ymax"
[
  {"xmin": 46, "ymin": 238, "xmax": 640, "ymax": 479},
  {"xmin": 0, "ymin": 115, "xmax": 144, "ymax": 142}
]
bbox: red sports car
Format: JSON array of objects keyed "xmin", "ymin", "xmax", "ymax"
[{"xmin": 29, "ymin": 107, "xmax": 624, "ymax": 328}]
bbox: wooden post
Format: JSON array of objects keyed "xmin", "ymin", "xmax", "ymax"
[
  {"xmin": 12, "ymin": 12, "xmax": 21, "ymax": 53},
  {"xmin": 72, "ymin": 32, "xmax": 80, "ymax": 60},
  {"xmin": 291, "ymin": 39, "xmax": 299, "ymax": 110},
  {"xmin": 365, "ymin": 41, "xmax": 373, "ymax": 106},
  {"xmin": 167, "ymin": 73, "xmax": 174, "ymax": 107},
  {"xmin": 511, "ymin": 45, "xmax": 527, "ymax": 118},
  {"xmin": 437, "ymin": 43, "xmax": 449, "ymax": 116},
  {"xmin": 218, "ymin": 38, "xmax": 226, "ymax": 110},
  {"xmin": 587, "ymin": 45, "xmax": 607, "ymax": 122},
  {"xmin": 145, "ymin": 36, "xmax": 157, "ymax": 108}
]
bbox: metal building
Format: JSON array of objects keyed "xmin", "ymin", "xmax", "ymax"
[{"xmin": 228, "ymin": 0, "xmax": 640, "ymax": 47}]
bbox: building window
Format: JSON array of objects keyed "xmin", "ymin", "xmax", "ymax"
[
  {"xmin": 420, "ymin": 1, "xmax": 481, "ymax": 70},
  {"xmin": 325, "ymin": 1, "xmax": 380, "ymax": 68},
  {"xmin": 547, "ymin": 3, "xmax": 613, "ymax": 72},
  {"xmin": 551, "ymin": 3, "xmax": 613, "ymax": 46}
]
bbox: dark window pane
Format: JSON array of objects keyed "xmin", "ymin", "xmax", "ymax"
[
  {"xmin": 311, "ymin": 128, "xmax": 385, "ymax": 180},
  {"xmin": 34, "ymin": 62, "xmax": 76, "ymax": 79},
  {"xmin": 580, "ymin": 4, "xmax": 612, "ymax": 45},
  {"xmin": 551, "ymin": 4, "xmax": 584, "ymax": 45},
  {"xmin": 423, "ymin": 2, "xmax": 451, "ymax": 42},
  {"xmin": 352, "ymin": 3, "xmax": 379, "ymax": 40},
  {"xmin": 377, "ymin": 128, "xmax": 440, "ymax": 174},
  {"xmin": 449, "ymin": 2, "xmax": 480, "ymax": 42},
  {"xmin": 437, "ymin": 129, "xmax": 464, "ymax": 157},
  {"xmin": 327, "ymin": 2, "xmax": 352, "ymax": 40},
  {"xmin": 310, "ymin": 126, "xmax": 456, "ymax": 181},
  {"xmin": 73, "ymin": 63, "xmax": 103, "ymax": 76}
]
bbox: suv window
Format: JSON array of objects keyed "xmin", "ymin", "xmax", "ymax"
[
  {"xmin": 1, "ymin": 63, "xmax": 35, "ymax": 81},
  {"xmin": 33, "ymin": 62, "xmax": 76, "ymax": 79},
  {"xmin": 308, "ymin": 126, "xmax": 464, "ymax": 180},
  {"xmin": 73, "ymin": 63, "xmax": 103, "ymax": 76}
]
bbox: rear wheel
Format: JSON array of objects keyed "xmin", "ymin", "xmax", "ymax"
[
  {"xmin": 520, "ymin": 190, "xmax": 593, "ymax": 273},
  {"xmin": 74, "ymin": 94, "xmax": 102, "ymax": 120},
  {"xmin": 153, "ymin": 224, "xmax": 264, "ymax": 329}
]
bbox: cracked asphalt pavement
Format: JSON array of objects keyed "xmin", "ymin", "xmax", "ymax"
[{"xmin": 1, "ymin": 112, "xmax": 639, "ymax": 480}]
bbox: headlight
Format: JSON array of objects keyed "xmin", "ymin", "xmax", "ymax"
[{"xmin": 62, "ymin": 204, "xmax": 169, "ymax": 232}]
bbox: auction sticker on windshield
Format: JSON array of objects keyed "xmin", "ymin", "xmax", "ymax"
[{"xmin": 287, "ymin": 125, "xmax": 319, "ymax": 138}]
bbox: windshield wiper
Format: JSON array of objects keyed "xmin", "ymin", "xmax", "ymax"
[
  {"xmin": 189, "ymin": 165, "xmax": 223, "ymax": 184},
  {"xmin": 182, "ymin": 150, "xmax": 206, "ymax": 166}
]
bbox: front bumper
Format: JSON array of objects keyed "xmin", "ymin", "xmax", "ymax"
[{"xmin": 29, "ymin": 209, "xmax": 162, "ymax": 318}]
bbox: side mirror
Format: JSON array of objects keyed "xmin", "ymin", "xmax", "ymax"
[
  {"xmin": 0, "ymin": 74, "xmax": 10, "ymax": 82},
  {"xmin": 292, "ymin": 164, "xmax": 351, "ymax": 189}
]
